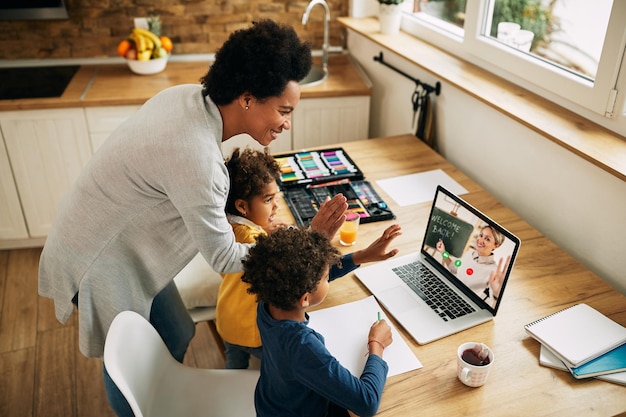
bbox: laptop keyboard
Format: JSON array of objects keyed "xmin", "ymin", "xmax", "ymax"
[{"xmin": 392, "ymin": 261, "xmax": 475, "ymax": 322}]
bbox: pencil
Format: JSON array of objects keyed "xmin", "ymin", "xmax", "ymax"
[{"xmin": 378, "ymin": 312, "xmax": 381, "ymax": 321}]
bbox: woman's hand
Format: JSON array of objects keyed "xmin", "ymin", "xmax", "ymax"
[
  {"xmin": 352, "ymin": 224, "xmax": 402, "ymax": 265},
  {"xmin": 436, "ymin": 239, "xmax": 452, "ymax": 267},
  {"xmin": 309, "ymin": 194, "xmax": 348, "ymax": 239},
  {"xmin": 489, "ymin": 255, "xmax": 511, "ymax": 300}
]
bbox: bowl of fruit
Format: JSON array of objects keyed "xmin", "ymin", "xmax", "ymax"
[{"xmin": 117, "ymin": 18, "xmax": 173, "ymax": 75}]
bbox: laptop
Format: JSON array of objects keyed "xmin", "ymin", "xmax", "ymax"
[{"xmin": 355, "ymin": 185, "xmax": 521, "ymax": 344}]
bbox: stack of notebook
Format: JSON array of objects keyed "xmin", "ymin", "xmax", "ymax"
[{"xmin": 524, "ymin": 303, "xmax": 626, "ymax": 385}]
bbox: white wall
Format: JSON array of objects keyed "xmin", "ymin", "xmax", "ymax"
[{"xmin": 346, "ymin": 31, "xmax": 626, "ymax": 295}]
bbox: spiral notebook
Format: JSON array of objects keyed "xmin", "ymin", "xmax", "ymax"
[
  {"xmin": 525, "ymin": 303, "xmax": 626, "ymax": 368},
  {"xmin": 567, "ymin": 343, "xmax": 626, "ymax": 379},
  {"xmin": 539, "ymin": 345, "xmax": 626, "ymax": 386}
]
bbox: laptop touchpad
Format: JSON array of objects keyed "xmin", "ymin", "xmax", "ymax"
[{"xmin": 379, "ymin": 286, "xmax": 423, "ymax": 314}]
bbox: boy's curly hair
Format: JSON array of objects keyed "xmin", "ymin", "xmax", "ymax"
[
  {"xmin": 242, "ymin": 228, "xmax": 341, "ymax": 311},
  {"xmin": 201, "ymin": 19, "xmax": 312, "ymax": 105},
  {"xmin": 225, "ymin": 147, "xmax": 281, "ymax": 216}
]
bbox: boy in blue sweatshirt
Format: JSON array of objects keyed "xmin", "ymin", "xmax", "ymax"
[{"xmin": 242, "ymin": 227, "xmax": 393, "ymax": 417}]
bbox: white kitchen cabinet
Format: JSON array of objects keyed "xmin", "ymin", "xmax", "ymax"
[
  {"xmin": 221, "ymin": 131, "xmax": 292, "ymax": 157},
  {"xmin": 291, "ymin": 96, "xmax": 370, "ymax": 150},
  {"xmin": 0, "ymin": 108, "xmax": 92, "ymax": 238},
  {"xmin": 0, "ymin": 133, "xmax": 28, "ymax": 240},
  {"xmin": 84, "ymin": 105, "xmax": 141, "ymax": 152}
]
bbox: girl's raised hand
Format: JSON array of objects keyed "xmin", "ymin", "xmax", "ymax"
[{"xmin": 310, "ymin": 194, "xmax": 348, "ymax": 239}]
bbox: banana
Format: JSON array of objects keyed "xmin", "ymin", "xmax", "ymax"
[
  {"xmin": 132, "ymin": 27, "xmax": 162, "ymax": 49},
  {"xmin": 130, "ymin": 32, "xmax": 146, "ymax": 53},
  {"xmin": 143, "ymin": 35, "xmax": 154, "ymax": 51}
]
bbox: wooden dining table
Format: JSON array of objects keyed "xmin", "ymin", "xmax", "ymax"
[{"xmin": 276, "ymin": 134, "xmax": 626, "ymax": 416}]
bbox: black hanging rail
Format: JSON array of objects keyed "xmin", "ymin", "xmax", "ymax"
[{"xmin": 373, "ymin": 52, "xmax": 441, "ymax": 96}]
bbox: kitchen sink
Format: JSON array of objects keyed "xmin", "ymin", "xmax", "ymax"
[
  {"xmin": 0, "ymin": 65, "xmax": 79, "ymax": 100},
  {"xmin": 300, "ymin": 66, "xmax": 328, "ymax": 87}
]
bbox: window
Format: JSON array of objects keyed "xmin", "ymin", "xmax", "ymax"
[{"xmin": 403, "ymin": 0, "xmax": 626, "ymax": 136}]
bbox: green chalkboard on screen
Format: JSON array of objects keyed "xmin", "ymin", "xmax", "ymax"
[{"xmin": 424, "ymin": 208, "xmax": 474, "ymax": 258}]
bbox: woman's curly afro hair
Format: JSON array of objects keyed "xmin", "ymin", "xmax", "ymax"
[
  {"xmin": 241, "ymin": 228, "xmax": 341, "ymax": 311},
  {"xmin": 201, "ymin": 19, "xmax": 312, "ymax": 105}
]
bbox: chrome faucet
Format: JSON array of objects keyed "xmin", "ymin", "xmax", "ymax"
[{"xmin": 302, "ymin": 0, "xmax": 330, "ymax": 74}]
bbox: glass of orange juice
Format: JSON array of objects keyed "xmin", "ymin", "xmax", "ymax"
[{"xmin": 339, "ymin": 212, "xmax": 360, "ymax": 246}]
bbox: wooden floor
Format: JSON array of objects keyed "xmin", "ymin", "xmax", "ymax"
[{"xmin": 0, "ymin": 247, "xmax": 226, "ymax": 417}]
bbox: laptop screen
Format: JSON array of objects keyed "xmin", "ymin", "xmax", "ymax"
[{"xmin": 420, "ymin": 186, "xmax": 521, "ymax": 315}]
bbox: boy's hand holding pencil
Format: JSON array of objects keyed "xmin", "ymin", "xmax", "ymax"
[{"xmin": 368, "ymin": 312, "xmax": 393, "ymax": 357}]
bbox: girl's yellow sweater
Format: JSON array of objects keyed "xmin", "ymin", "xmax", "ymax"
[{"xmin": 215, "ymin": 220, "xmax": 265, "ymax": 347}]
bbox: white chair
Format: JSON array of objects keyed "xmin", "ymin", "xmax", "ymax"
[{"xmin": 103, "ymin": 310, "xmax": 259, "ymax": 417}]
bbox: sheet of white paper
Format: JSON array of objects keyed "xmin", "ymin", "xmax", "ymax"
[
  {"xmin": 376, "ymin": 169, "xmax": 468, "ymax": 207},
  {"xmin": 308, "ymin": 296, "xmax": 422, "ymax": 378}
]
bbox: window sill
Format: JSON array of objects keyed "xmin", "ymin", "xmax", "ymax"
[{"xmin": 339, "ymin": 17, "xmax": 626, "ymax": 182}]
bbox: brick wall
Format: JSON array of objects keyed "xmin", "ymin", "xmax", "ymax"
[{"xmin": 0, "ymin": 0, "xmax": 349, "ymax": 60}]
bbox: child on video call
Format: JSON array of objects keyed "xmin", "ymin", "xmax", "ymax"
[
  {"xmin": 436, "ymin": 224, "xmax": 510, "ymax": 307},
  {"xmin": 215, "ymin": 147, "xmax": 402, "ymax": 369},
  {"xmin": 242, "ymin": 227, "xmax": 393, "ymax": 417}
]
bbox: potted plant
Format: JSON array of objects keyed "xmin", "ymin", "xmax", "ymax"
[{"xmin": 378, "ymin": 0, "xmax": 404, "ymax": 35}]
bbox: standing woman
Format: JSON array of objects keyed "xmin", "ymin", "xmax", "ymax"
[{"xmin": 38, "ymin": 19, "xmax": 346, "ymax": 416}]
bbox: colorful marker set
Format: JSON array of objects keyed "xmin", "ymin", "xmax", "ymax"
[
  {"xmin": 321, "ymin": 150, "xmax": 357, "ymax": 175},
  {"xmin": 308, "ymin": 183, "xmax": 374, "ymax": 219},
  {"xmin": 283, "ymin": 180, "xmax": 395, "ymax": 227},
  {"xmin": 351, "ymin": 181, "xmax": 381, "ymax": 205},
  {"xmin": 346, "ymin": 198, "xmax": 369, "ymax": 219},
  {"xmin": 276, "ymin": 148, "xmax": 395, "ymax": 227},
  {"xmin": 274, "ymin": 147, "xmax": 365, "ymax": 188},
  {"xmin": 275, "ymin": 156, "xmax": 305, "ymax": 183},
  {"xmin": 296, "ymin": 152, "xmax": 330, "ymax": 179}
]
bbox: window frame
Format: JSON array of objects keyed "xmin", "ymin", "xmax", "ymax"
[{"xmin": 401, "ymin": 0, "xmax": 626, "ymax": 136}]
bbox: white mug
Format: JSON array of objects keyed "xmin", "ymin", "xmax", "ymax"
[{"xmin": 457, "ymin": 342, "xmax": 494, "ymax": 387}]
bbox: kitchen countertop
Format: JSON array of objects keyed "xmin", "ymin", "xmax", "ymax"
[
  {"xmin": 339, "ymin": 16, "xmax": 626, "ymax": 182},
  {"xmin": 0, "ymin": 54, "xmax": 371, "ymax": 111}
]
